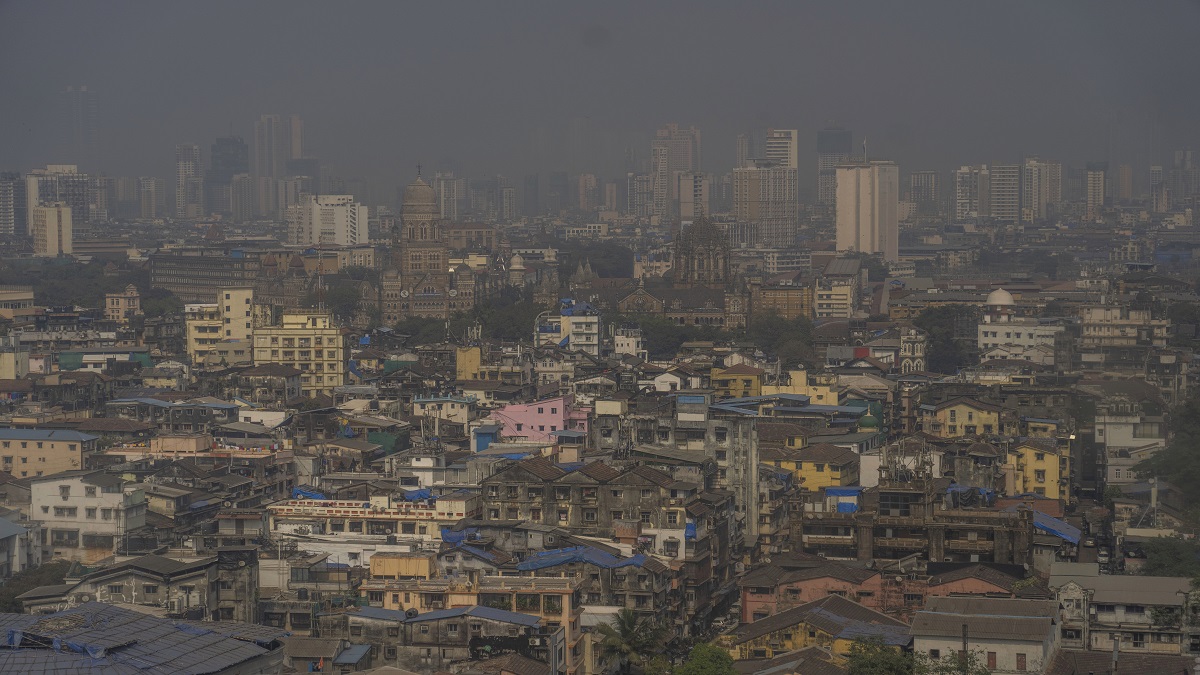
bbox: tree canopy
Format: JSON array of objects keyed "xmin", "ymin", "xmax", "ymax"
[
  {"xmin": 1135, "ymin": 391, "xmax": 1200, "ymax": 497},
  {"xmin": 1136, "ymin": 537, "xmax": 1200, "ymax": 578},
  {"xmin": 676, "ymin": 643, "xmax": 736, "ymax": 675},
  {"xmin": 0, "ymin": 559, "xmax": 71, "ymax": 612},
  {"xmin": 913, "ymin": 304, "xmax": 980, "ymax": 374},
  {"xmin": 594, "ymin": 608, "xmax": 669, "ymax": 674}
]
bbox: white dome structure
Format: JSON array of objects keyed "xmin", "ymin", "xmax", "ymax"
[{"xmin": 986, "ymin": 288, "xmax": 1015, "ymax": 306}]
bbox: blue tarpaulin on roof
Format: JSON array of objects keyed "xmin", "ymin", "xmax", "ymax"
[
  {"xmin": 402, "ymin": 489, "xmax": 434, "ymax": 501},
  {"xmin": 517, "ymin": 546, "xmax": 647, "ymax": 571},
  {"xmin": 826, "ymin": 487, "xmax": 864, "ymax": 496},
  {"xmin": 292, "ymin": 487, "xmax": 326, "ymax": 500},
  {"xmin": 685, "ymin": 521, "xmax": 696, "ymax": 539},
  {"xmin": 359, "ymin": 335, "xmax": 370, "ymax": 345},
  {"xmin": 441, "ymin": 527, "xmax": 478, "ymax": 544},
  {"xmin": 1022, "ymin": 508, "xmax": 1081, "ymax": 544},
  {"xmin": 836, "ymin": 502, "xmax": 859, "ymax": 513}
]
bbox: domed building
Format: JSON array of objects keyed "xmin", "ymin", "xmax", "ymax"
[{"xmin": 379, "ymin": 174, "xmax": 493, "ymax": 323}]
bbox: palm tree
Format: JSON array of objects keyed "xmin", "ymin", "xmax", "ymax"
[{"xmin": 595, "ymin": 608, "xmax": 669, "ymax": 674}]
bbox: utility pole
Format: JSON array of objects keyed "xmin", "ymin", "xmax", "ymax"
[{"xmin": 960, "ymin": 623, "xmax": 968, "ymax": 675}]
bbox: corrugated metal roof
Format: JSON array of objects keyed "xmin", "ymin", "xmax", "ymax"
[
  {"xmin": 517, "ymin": 546, "xmax": 648, "ymax": 572},
  {"xmin": 406, "ymin": 605, "xmax": 540, "ymax": 626},
  {"xmin": 0, "ymin": 429, "xmax": 98, "ymax": 442},
  {"xmin": 0, "ymin": 602, "xmax": 281, "ymax": 674}
]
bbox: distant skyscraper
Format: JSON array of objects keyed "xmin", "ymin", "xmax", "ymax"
[
  {"xmin": 1150, "ymin": 165, "xmax": 1168, "ymax": 212},
  {"xmin": 817, "ymin": 127, "xmax": 852, "ymax": 206},
  {"xmin": 62, "ymin": 86, "xmax": 99, "ymax": 168},
  {"xmin": 650, "ymin": 123, "xmax": 702, "ymax": 218},
  {"xmin": 734, "ymin": 160, "xmax": 799, "ymax": 248},
  {"xmin": 230, "ymin": 174, "xmax": 254, "ymax": 222},
  {"xmin": 908, "ymin": 171, "xmax": 941, "ymax": 215},
  {"xmin": 175, "ymin": 144, "xmax": 204, "ymax": 219},
  {"xmin": 0, "ymin": 173, "xmax": 26, "ymax": 236},
  {"xmin": 954, "ymin": 165, "xmax": 990, "ymax": 221},
  {"xmin": 25, "ymin": 165, "xmax": 93, "ymax": 233},
  {"xmin": 578, "ymin": 173, "xmax": 599, "ymax": 211},
  {"xmin": 735, "ymin": 133, "xmax": 753, "ymax": 169},
  {"xmin": 1117, "ymin": 164, "xmax": 1133, "ymax": 203},
  {"xmin": 523, "ymin": 173, "xmax": 540, "ymax": 217},
  {"xmin": 206, "ymin": 136, "xmax": 249, "ymax": 215},
  {"xmin": 30, "ymin": 202, "xmax": 73, "ymax": 257},
  {"xmin": 626, "ymin": 173, "xmax": 653, "ymax": 217},
  {"xmin": 764, "ymin": 129, "xmax": 799, "ymax": 170},
  {"xmin": 675, "ymin": 172, "xmax": 711, "ymax": 222},
  {"xmin": 1021, "ymin": 158, "xmax": 1062, "ymax": 222},
  {"xmin": 252, "ymin": 114, "xmax": 302, "ymax": 216},
  {"xmin": 433, "ymin": 172, "xmax": 463, "ymax": 221},
  {"xmin": 138, "ymin": 177, "xmax": 165, "ymax": 220},
  {"xmin": 836, "ymin": 161, "xmax": 899, "ymax": 262},
  {"xmin": 546, "ymin": 172, "xmax": 569, "ymax": 214},
  {"xmin": 988, "ymin": 164, "xmax": 1020, "ymax": 223},
  {"xmin": 1086, "ymin": 164, "xmax": 1107, "ymax": 221}
]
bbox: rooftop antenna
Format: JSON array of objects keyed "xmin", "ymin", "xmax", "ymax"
[
  {"xmin": 862, "ymin": 137, "xmax": 868, "ymax": 162},
  {"xmin": 416, "ymin": 162, "xmax": 422, "ymax": 178}
]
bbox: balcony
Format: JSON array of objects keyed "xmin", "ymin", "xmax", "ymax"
[
  {"xmin": 804, "ymin": 534, "xmax": 856, "ymax": 546},
  {"xmin": 946, "ymin": 539, "xmax": 995, "ymax": 552},
  {"xmin": 875, "ymin": 537, "xmax": 925, "ymax": 550}
]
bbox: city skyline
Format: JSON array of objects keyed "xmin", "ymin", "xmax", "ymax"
[{"xmin": 2, "ymin": 1, "xmax": 1199, "ymax": 197}]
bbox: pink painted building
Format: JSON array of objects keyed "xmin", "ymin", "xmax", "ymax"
[{"xmin": 488, "ymin": 395, "xmax": 588, "ymax": 442}]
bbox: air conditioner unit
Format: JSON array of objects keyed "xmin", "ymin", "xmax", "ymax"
[
  {"xmin": 431, "ymin": 601, "xmax": 444, "ymax": 609},
  {"xmin": 529, "ymin": 637, "xmax": 543, "ymax": 646},
  {"xmin": 167, "ymin": 599, "xmax": 181, "ymax": 613}
]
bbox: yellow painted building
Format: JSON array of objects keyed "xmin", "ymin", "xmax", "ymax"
[
  {"xmin": 252, "ymin": 310, "xmax": 345, "ymax": 397},
  {"xmin": 722, "ymin": 594, "xmax": 908, "ymax": 661},
  {"xmin": 920, "ymin": 397, "xmax": 1009, "ymax": 438},
  {"xmin": 368, "ymin": 551, "xmax": 436, "ymax": 580},
  {"xmin": 185, "ymin": 287, "xmax": 260, "ymax": 367},
  {"xmin": 1007, "ymin": 441, "xmax": 1064, "ymax": 499},
  {"xmin": 711, "ymin": 364, "xmax": 766, "ymax": 398},
  {"xmin": 794, "ymin": 443, "xmax": 860, "ymax": 489},
  {"xmin": 455, "ymin": 345, "xmax": 483, "ymax": 381},
  {"xmin": 761, "ymin": 369, "xmax": 840, "ymax": 405}
]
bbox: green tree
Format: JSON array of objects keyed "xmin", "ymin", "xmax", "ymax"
[
  {"xmin": 0, "ymin": 559, "xmax": 71, "ymax": 612},
  {"xmin": 1137, "ymin": 538, "xmax": 1200, "ymax": 578},
  {"xmin": 1135, "ymin": 391, "xmax": 1200, "ymax": 494},
  {"xmin": 595, "ymin": 608, "xmax": 669, "ymax": 674},
  {"xmin": 913, "ymin": 305, "xmax": 979, "ymax": 374},
  {"xmin": 847, "ymin": 638, "xmax": 914, "ymax": 674},
  {"xmin": 676, "ymin": 643, "xmax": 736, "ymax": 675},
  {"xmin": 914, "ymin": 650, "xmax": 992, "ymax": 675}
]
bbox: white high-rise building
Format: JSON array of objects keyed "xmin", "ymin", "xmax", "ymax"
[
  {"xmin": 954, "ymin": 165, "xmax": 990, "ymax": 221},
  {"xmin": 764, "ymin": 129, "xmax": 799, "ymax": 169},
  {"xmin": 175, "ymin": 143, "xmax": 203, "ymax": 219},
  {"xmin": 1021, "ymin": 158, "xmax": 1062, "ymax": 222},
  {"xmin": 676, "ymin": 172, "xmax": 711, "ymax": 221},
  {"xmin": 1086, "ymin": 170, "xmax": 1106, "ymax": 221},
  {"xmin": 836, "ymin": 161, "xmax": 899, "ymax": 262},
  {"xmin": 31, "ymin": 202, "xmax": 73, "ymax": 257},
  {"xmin": 650, "ymin": 123, "xmax": 701, "ymax": 218},
  {"xmin": 286, "ymin": 194, "xmax": 368, "ymax": 246},
  {"xmin": 734, "ymin": 161, "xmax": 799, "ymax": 248},
  {"xmin": 988, "ymin": 164, "xmax": 1020, "ymax": 223}
]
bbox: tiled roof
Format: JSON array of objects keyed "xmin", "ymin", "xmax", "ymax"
[
  {"xmin": 797, "ymin": 443, "xmax": 859, "ymax": 466},
  {"xmin": 576, "ymin": 461, "xmax": 621, "ymax": 482},
  {"xmin": 517, "ymin": 456, "xmax": 567, "ymax": 481},
  {"xmin": 405, "ymin": 605, "xmax": 540, "ymax": 626},
  {"xmin": 731, "ymin": 594, "xmax": 905, "ymax": 645}
]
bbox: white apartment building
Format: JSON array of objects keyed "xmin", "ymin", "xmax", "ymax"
[
  {"xmin": 31, "ymin": 471, "xmax": 147, "ymax": 562},
  {"xmin": 30, "ymin": 202, "xmax": 73, "ymax": 257},
  {"xmin": 836, "ymin": 161, "xmax": 899, "ymax": 262},
  {"xmin": 286, "ymin": 194, "xmax": 368, "ymax": 246}
]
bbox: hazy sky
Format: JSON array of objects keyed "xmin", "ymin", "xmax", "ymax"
[{"xmin": 3, "ymin": 0, "xmax": 1199, "ymax": 198}]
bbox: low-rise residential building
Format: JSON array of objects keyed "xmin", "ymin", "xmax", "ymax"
[
  {"xmin": 30, "ymin": 470, "xmax": 148, "ymax": 561},
  {"xmin": 911, "ymin": 597, "xmax": 1060, "ymax": 674},
  {"xmin": 267, "ymin": 492, "xmax": 481, "ymax": 541},
  {"xmin": 722, "ymin": 594, "xmax": 910, "ymax": 661},
  {"xmin": 0, "ymin": 429, "xmax": 96, "ymax": 479}
]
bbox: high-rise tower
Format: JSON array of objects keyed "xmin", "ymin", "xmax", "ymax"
[
  {"xmin": 836, "ymin": 161, "xmax": 899, "ymax": 262},
  {"xmin": 175, "ymin": 144, "xmax": 204, "ymax": 219},
  {"xmin": 817, "ymin": 127, "xmax": 852, "ymax": 206}
]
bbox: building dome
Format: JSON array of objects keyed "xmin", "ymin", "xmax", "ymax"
[
  {"xmin": 401, "ymin": 176, "xmax": 439, "ymax": 218},
  {"xmin": 986, "ymin": 288, "xmax": 1015, "ymax": 306}
]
